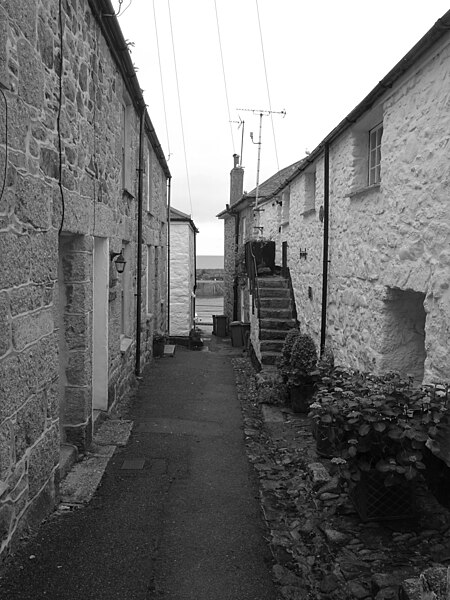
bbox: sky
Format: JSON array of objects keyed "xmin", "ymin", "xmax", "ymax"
[{"xmin": 112, "ymin": 1, "xmax": 450, "ymax": 255}]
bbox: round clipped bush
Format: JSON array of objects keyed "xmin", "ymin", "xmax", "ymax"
[
  {"xmin": 277, "ymin": 328, "xmax": 300, "ymax": 383},
  {"xmin": 289, "ymin": 333, "xmax": 318, "ymax": 386}
]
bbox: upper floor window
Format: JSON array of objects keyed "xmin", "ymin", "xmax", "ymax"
[
  {"xmin": 146, "ymin": 144, "xmax": 152, "ymax": 213},
  {"xmin": 304, "ymin": 171, "xmax": 316, "ymax": 213},
  {"xmin": 121, "ymin": 94, "xmax": 132, "ymax": 193},
  {"xmin": 368, "ymin": 123, "xmax": 383, "ymax": 186}
]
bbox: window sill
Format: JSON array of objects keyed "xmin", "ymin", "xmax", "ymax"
[
  {"xmin": 120, "ymin": 335, "xmax": 133, "ymax": 354},
  {"xmin": 123, "ymin": 188, "xmax": 135, "ymax": 199},
  {"xmin": 347, "ymin": 183, "xmax": 380, "ymax": 200}
]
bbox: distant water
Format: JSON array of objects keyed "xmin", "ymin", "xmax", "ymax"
[{"xmin": 197, "ymin": 255, "xmax": 224, "ymax": 269}]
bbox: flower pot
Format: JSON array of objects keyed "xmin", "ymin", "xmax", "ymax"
[
  {"xmin": 315, "ymin": 422, "xmax": 344, "ymax": 458},
  {"xmin": 350, "ymin": 470, "xmax": 415, "ymax": 522},
  {"xmin": 289, "ymin": 383, "xmax": 315, "ymax": 413},
  {"xmin": 153, "ymin": 339, "xmax": 165, "ymax": 357}
]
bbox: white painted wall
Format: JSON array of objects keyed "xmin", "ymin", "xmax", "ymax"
[
  {"xmin": 170, "ymin": 222, "xmax": 195, "ymax": 336},
  {"xmin": 279, "ymin": 36, "xmax": 450, "ymax": 383}
]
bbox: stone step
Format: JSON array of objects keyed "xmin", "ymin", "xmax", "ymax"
[
  {"xmin": 259, "ymin": 307, "xmax": 292, "ymax": 319},
  {"xmin": 260, "ymin": 351, "xmax": 282, "ymax": 366},
  {"xmin": 260, "ymin": 340, "xmax": 284, "ymax": 352},
  {"xmin": 257, "ymin": 278, "xmax": 288, "ymax": 289},
  {"xmin": 259, "ymin": 297, "xmax": 291, "ymax": 309},
  {"xmin": 260, "ymin": 328, "xmax": 294, "ymax": 340},
  {"xmin": 259, "ymin": 318, "xmax": 297, "ymax": 330},
  {"xmin": 258, "ymin": 287, "xmax": 291, "ymax": 299}
]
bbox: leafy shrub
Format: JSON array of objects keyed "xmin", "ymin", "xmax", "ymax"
[
  {"xmin": 277, "ymin": 328, "xmax": 300, "ymax": 383},
  {"xmin": 288, "ymin": 333, "xmax": 318, "ymax": 387}
]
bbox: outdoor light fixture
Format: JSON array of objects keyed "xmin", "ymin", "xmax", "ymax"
[
  {"xmin": 299, "ymin": 248, "xmax": 308, "ymax": 260},
  {"xmin": 111, "ymin": 249, "xmax": 126, "ymax": 274}
]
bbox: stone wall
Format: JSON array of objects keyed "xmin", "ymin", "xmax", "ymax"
[
  {"xmin": 285, "ymin": 35, "xmax": 450, "ymax": 383},
  {"xmin": 0, "ymin": 0, "xmax": 168, "ymax": 560}
]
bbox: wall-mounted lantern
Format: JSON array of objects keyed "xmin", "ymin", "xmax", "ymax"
[
  {"xmin": 299, "ymin": 248, "xmax": 308, "ymax": 260},
  {"xmin": 111, "ymin": 249, "xmax": 126, "ymax": 274}
]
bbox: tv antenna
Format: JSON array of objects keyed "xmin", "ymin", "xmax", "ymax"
[
  {"xmin": 229, "ymin": 116, "xmax": 245, "ymax": 167},
  {"xmin": 237, "ymin": 108, "xmax": 286, "ymax": 208}
]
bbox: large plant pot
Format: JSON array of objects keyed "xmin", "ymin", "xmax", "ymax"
[
  {"xmin": 289, "ymin": 383, "xmax": 315, "ymax": 414},
  {"xmin": 350, "ymin": 470, "xmax": 415, "ymax": 522},
  {"xmin": 315, "ymin": 422, "xmax": 345, "ymax": 458},
  {"xmin": 153, "ymin": 339, "xmax": 165, "ymax": 357}
]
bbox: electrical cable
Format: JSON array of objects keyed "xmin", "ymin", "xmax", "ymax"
[
  {"xmin": 255, "ymin": 0, "xmax": 280, "ymax": 172},
  {"xmin": 214, "ymin": 0, "xmax": 236, "ymax": 155},
  {"xmin": 57, "ymin": 0, "xmax": 65, "ymax": 234},
  {"xmin": 153, "ymin": 0, "xmax": 171, "ymax": 160},
  {"xmin": 0, "ymin": 88, "xmax": 8, "ymax": 207},
  {"xmin": 117, "ymin": 0, "xmax": 133, "ymax": 18},
  {"xmin": 167, "ymin": 0, "xmax": 193, "ymax": 217}
]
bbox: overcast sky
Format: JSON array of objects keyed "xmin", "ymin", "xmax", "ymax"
[{"xmin": 112, "ymin": 1, "xmax": 449, "ymax": 255}]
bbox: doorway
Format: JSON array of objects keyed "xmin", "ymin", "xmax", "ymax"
[
  {"xmin": 93, "ymin": 237, "xmax": 109, "ymax": 411},
  {"xmin": 380, "ymin": 288, "xmax": 426, "ymax": 383}
]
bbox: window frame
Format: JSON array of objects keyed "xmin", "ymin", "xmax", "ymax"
[{"xmin": 368, "ymin": 122, "xmax": 383, "ymax": 186}]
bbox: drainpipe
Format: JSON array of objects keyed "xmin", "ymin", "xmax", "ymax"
[
  {"xmin": 167, "ymin": 177, "xmax": 172, "ymax": 337},
  {"xmin": 135, "ymin": 108, "xmax": 145, "ymax": 375},
  {"xmin": 193, "ymin": 226, "xmax": 197, "ymax": 327},
  {"xmin": 320, "ymin": 142, "xmax": 330, "ymax": 357},
  {"xmin": 233, "ymin": 211, "xmax": 240, "ymax": 321}
]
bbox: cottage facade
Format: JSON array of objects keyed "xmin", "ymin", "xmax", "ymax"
[
  {"xmin": 220, "ymin": 10, "xmax": 450, "ymax": 385},
  {"xmin": 169, "ymin": 207, "xmax": 198, "ymax": 338},
  {"xmin": 0, "ymin": 0, "xmax": 170, "ymax": 559}
]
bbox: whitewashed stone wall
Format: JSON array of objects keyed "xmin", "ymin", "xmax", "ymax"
[
  {"xmin": 0, "ymin": 0, "xmax": 167, "ymax": 559},
  {"xmin": 170, "ymin": 221, "xmax": 195, "ymax": 336},
  {"xmin": 287, "ymin": 36, "xmax": 450, "ymax": 384}
]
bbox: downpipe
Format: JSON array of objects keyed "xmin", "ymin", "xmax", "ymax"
[{"xmin": 320, "ymin": 142, "xmax": 330, "ymax": 357}]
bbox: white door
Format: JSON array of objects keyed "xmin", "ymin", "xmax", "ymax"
[{"xmin": 93, "ymin": 237, "xmax": 109, "ymax": 411}]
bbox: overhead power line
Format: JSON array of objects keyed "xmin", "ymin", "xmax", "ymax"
[
  {"xmin": 214, "ymin": 0, "xmax": 236, "ymax": 156},
  {"xmin": 153, "ymin": 0, "xmax": 171, "ymax": 160},
  {"xmin": 255, "ymin": 0, "xmax": 280, "ymax": 172},
  {"xmin": 167, "ymin": 0, "xmax": 193, "ymax": 216}
]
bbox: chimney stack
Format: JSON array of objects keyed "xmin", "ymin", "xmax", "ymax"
[{"xmin": 230, "ymin": 154, "xmax": 244, "ymax": 206}]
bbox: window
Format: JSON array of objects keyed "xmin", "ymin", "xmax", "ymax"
[
  {"xmin": 368, "ymin": 123, "xmax": 383, "ymax": 186},
  {"xmin": 121, "ymin": 94, "xmax": 132, "ymax": 193},
  {"xmin": 120, "ymin": 242, "xmax": 132, "ymax": 337},
  {"xmin": 146, "ymin": 245, "xmax": 154, "ymax": 314},
  {"xmin": 304, "ymin": 171, "xmax": 316, "ymax": 213},
  {"xmin": 145, "ymin": 144, "xmax": 152, "ymax": 213}
]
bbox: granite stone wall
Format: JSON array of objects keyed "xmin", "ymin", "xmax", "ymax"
[{"xmin": 0, "ymin": 0, "xmax": 167, "ymax": 559}]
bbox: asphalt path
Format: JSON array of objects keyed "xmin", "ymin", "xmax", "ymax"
[{"xmin": 0, "ymin": 341, "xmax": 276, "ymax": 600}]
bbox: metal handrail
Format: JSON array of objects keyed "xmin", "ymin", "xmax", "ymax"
[{"xmin": 245, "ymin": 241, "xmax": 261, "ymax": 323}]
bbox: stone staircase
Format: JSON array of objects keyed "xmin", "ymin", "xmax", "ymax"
[{"xmin": 257, "ymin": 275, "xmax": 297, "ymax": 368}]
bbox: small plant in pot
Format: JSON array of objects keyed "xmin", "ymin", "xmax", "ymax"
[
  {"xmin": 287, "ymin": 333, "xmax": 318, "ymax": 413},
  {"xmin": 153, "ymin": 332, "xmax": 166, "ymax": 357}
]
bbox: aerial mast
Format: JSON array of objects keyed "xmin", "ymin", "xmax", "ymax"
[{"xmin": 237, "ymin": 107, "xmax": 286, "ymax": 208}]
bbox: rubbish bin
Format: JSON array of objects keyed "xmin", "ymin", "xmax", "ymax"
[
  {"xmin": 213, "ymin": 315, "xmax": 228, "ymax": 337},
  {"xmin": 230, "ymin": 321, "xmax": 244, "ymax": 347}
]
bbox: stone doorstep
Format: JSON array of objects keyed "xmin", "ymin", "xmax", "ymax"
[{"xmin": 58, "ymin": 419, "xmax": 134, "ymax": 505}]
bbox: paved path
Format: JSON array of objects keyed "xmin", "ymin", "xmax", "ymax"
[{"xmin": 0, "ymin": 340, "xmax": 276, "ymax": 600}]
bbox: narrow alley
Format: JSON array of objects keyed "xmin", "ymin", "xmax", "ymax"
[{"xmin": 0, "ymin": 336, "xmax": 276, "ymax": 600}]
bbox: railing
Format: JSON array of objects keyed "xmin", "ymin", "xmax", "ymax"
[{"xmin": 244, "ymin": 241, "xmax": 261, "ymax": 321}]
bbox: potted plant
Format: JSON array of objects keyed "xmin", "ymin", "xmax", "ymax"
[
  {"xmin": 153, "ymin": 332, "xmax": 166, "ymax": 357},
  {"xmin": 277, "ymin": 328, "xmax": 300, "ymax": 383},
  {"xmin": 312, "ymin": 371, "xmax": 449, "ymax": 520},
  {"xmin": 287, "ymin": 333, "xmax": 318, "ymax": 413},
  {"xmin": 235, "ymin": 245, "xmax": 248, "ymax": 287}
]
